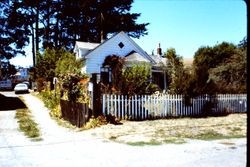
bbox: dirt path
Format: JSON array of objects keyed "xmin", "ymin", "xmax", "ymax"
[{"xmin": 21, "ymin": 94, "xmax": 85, "ymax": 143}]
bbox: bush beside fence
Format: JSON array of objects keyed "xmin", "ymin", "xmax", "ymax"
[{"xmin": 102, "ymin": 94, "xmax": 247, "ymax": 120}]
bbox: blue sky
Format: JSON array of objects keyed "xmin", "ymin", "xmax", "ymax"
[
  {"xmin": 131, "ymin": 0, "xmax": 247, "ymax": 58},
  {"xmin": 10, "ymin": 0, "xmax": 247, "ymax": 67}
]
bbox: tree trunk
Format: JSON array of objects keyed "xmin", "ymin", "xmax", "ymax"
[
  {"xmin": 35, "ymin": 5, "xmax": 39, "ymax": 54},
  {"xmin": 31, "ymin": 27, "xmax": 36, "ymax": 67}
]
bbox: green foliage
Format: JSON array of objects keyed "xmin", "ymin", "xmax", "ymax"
[
  {"xmin": 36, "ymin": 48, "xmax": 89, "ymax": 119},
  {"xmin": 161, "ymin": 40, "xmax": 246, "ymax": 99},
  {"xmin": 193, "ymin": 42, "xmax": 237, "ymax": 69},
  {"xmin": 193, "ymin": 41, "xmax": 246, "ymax": 94},
  {"xmin": 126, "ymin": 140, "xmax": 162, "ymax": 146},
  {"xmin": 121, "ymin": 63, "xmax": 151, "ymax": 95},
  {"xmin": 164, "ymin": 48, "xmax": 189, "ymax": 94},
  {"xmin": 102, "ymin": 55, "xmax": 125, "ymax": 90},
  {"xmin": 102, "ymin": 55, "xmax": 158, "ymax": 95},
  {"xmin": 39, "ymin": 89, "xmax": 61, "ymax": 118},
  {"xmin": 60, "ymin": 73, "xmax": 89, "ymax": 103},
  {"xmin": 1, "ymin": 0, "xmax": 148, "ymax": 60},
  {"xmin": 35, "ymin": 48, "xmax": 87, "ymax": 93},
  {"xmin": 55, "ymin": 51, "xmax": 84, "ymax": 77},
  {"xmin": 35, "ymin": 48, "xmax": 62, "ymax": 82},
  {"xmin": 145, "ymin": 83, "xmax": 161, "ymax": 94},
  {"xmin": 84, "ymin": 116, "xmax": 107, "ymax": 130},
  {"xmin": 192, "ymin": 43, "xmax": 235, "ymax": 95},
  {"xmin": 100, "ymin": 55, "xmax": 153, "ymax": 95},
  {"xmin": 209, "ymin": 48, "xmax": 246, "ymax": 93},
  {"xmin": 194, "ymin": 130, "xmax": 226, "ymax": 140},
  {"xmin": 0, "ymin": 61, "xmax": 17, "ymax": 79},
  {"xmin": 0, "ymin": 1, "xmax": 29, "ymax": 59}
]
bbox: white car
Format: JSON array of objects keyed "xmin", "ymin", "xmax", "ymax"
[{"xmin": 14, "ymin": 83, "xmax": 29, "ymax": 94}]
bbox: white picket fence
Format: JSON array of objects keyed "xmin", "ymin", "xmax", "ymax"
[{"xmin": 102, "ymin": 94, "xmax": 247, "ymax": 120}]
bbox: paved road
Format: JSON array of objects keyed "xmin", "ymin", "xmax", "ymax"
[{"xmin": 0, "ymin": 91, "xmax": 247, "ymax": 167}]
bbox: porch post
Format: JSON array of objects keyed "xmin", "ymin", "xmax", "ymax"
[
  {"xmin": 91, "ymin": 73, "xmax": 102, "ymax": 117},
  {"xmin": 164, "ymin": 71, "xmax": 167, "ymax": 90}
]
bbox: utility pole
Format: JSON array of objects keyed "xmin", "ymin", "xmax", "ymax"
[{"xmin": 98, "ymin": 0, "xmax": 105, "ymax": 42}]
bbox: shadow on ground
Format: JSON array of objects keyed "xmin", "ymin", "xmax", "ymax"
[{"xmin": 0, "ymin": 93, "xmax": 27, "ymax": 111}]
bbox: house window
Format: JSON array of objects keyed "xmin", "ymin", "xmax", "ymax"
[
  {"xmin": 118, "ymin": 42, "xmax": 124, "ymax": 48},
  {"xmin": 100, "ymin": 66, "xmax": 112, "ymax": 84}
]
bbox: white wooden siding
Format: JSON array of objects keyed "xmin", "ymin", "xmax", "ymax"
[
  {"xmin": 74, "ymin": 32, "xmax": 155, "ymax": 75},
  {"xmin": 86, "ymin": 32, "xmax": 151, "ymax": 74}
]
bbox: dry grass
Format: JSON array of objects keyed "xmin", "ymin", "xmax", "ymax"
[{"xmin": 90, "ymin": 113, "xmax": 246, "ymax": 145}]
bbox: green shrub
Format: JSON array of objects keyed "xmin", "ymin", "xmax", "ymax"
[
  {"xmin": 39, "ymin": 89, "xmax": 61, "ymax": 118},
  {"xmin": 60, "ymin": 73, "xmax": 89, "ymax": 103}
]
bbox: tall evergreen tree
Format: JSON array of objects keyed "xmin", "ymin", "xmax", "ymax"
[
  {"xmin": 1, "ymin": 0, "xmax": 149, "ymax": 63},
  {"xmin": 0, "ymin": 0, "xmax": 29, "ymax": 60}
]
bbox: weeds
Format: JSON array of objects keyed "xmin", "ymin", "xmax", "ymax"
[
  {"xmin": 82, "ymin": 116, "xmax": 108, "ymax": 130},
  {"xmin": 15, "ymin": 108, "xmax": 42, "ymax": 141},
  {"xmin": 126, "ymin": 140, "xmax": 161, "ymax": 146}
]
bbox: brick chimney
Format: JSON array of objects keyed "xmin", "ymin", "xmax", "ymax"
[{"xmin": 157, "ymin": 43, "xmax": 162, "ymax": 56}]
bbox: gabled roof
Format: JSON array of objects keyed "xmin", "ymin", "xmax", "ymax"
[
  {"xmin": 84, "ymin": 31, "xmax": 156, "ymax": 64},
  {"xmin": 150, "ymin": 55, "xmax": 167, "ymax": 66},
  {"xmin": 74, "ymin": 41, "xmax": 100, "ymax": 53},
  {"xmin": 125, "ymin": 51, "xmax": 150, "ymax": 63}
]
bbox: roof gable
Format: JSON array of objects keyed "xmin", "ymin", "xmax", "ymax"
[
  {"xmin": 74, "ymin": 41, "xmax": 100, "ymax": 50},
  {"xmin": 85, "ymin": 31, "xmax": 156, "ymax": 64},
  {"xmin": 125, "ymin": 51, "xmax": 150, "ymax": 63}
]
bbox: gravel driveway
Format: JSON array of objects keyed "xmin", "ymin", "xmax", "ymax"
[{"xmin": 0, "ymin": 92, "xmax": 246, "ymax": 167}]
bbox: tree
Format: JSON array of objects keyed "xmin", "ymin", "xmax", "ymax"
[
  {"xmin": 95, "ymin": 0, "xmax": 149, "ymax": 40},
  {"xmin": 102, "ymin": 55, "xmax": 125, "ymax": 91},
  {"xmin": 0, "ymin": 61, "xmax": 17, "ymax": 79},
  {"xmin": 193, "ymin": 41, "xmax": 246, "ymax": 94},
  {"xmin": 0, "ymin": 1, "xmax": 29, "ymax": 60},
  {"xmin": 35, "ymin": 48, "xmax": 62, "ymax": 83},
  {"xmin": 209, "ymin": 41, "xmax": 247, "ymax": 93},
  {"xmin": 121, "ymin": 63, "xmax": 151, "ymax": 95},
  {"xmin": 35, "ymin": 48, "xmax": 87, "ymax": 91},
  {"xmin": 193, "ymin": 42, "xmax": 237, "ymax": 70},
  {"xmin": 1, "ymin": 0, "xmax": 149, "ymax": 63},
  {"xmin": 102, "ymin": 55, "xmax": 154, "ymax": 95},
  {"xmin": 164, "ymin": 48, "xmax": 186, "ymax": 94},
  {"xmin": 55, "ymin": 51, "xmax": 85, "ymax": 77}
]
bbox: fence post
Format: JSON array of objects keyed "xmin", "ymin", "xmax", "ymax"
[
  {"xmin": 114, "ymin": 95, "xmax": 117, "ymax": 118},
  {"xmin": 102, "ymin": 94, "xmax": 105, "ymax": 116},
  {"xmin": 121, "ymin": 95, "xmax": 124, "ymax": 119},
  {"xmin": 131, "ymin": 95, "xmax": 134, "ymax": 120},
  {"xmin": 117, "ymin": 95, "xmax": 120, "ymax": 119}
]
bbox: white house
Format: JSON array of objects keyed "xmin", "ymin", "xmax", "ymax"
[
  {"xmin": 74, "ymin": 31, "xmax": 156, "ymax": 73},
  {"xmin": 74, "ymin": 31, "xmax": 167, "ymax": 90}
]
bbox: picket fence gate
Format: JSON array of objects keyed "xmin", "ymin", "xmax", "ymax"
[{"xmin": 102, "ymin": 94, "xmax": 247, "ymax": 120}]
